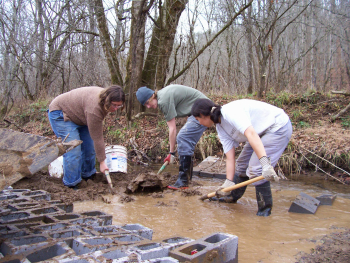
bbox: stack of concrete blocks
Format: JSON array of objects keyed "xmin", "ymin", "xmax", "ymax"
[{"xmin": 0, "ymin": 188, "xmax": 239, "ymax": 262}]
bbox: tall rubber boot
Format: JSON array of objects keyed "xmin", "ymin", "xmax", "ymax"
[
  {"xmin": 168, "ymin": 156, "xmax": 192, "ymax": 190},
  {"xmin": 255, "ymin": 181, "xmax": 273, "ymax": 216},
  {"xmin": 209, "ymin": 173, "xmax": 249, "ymax": 203}
]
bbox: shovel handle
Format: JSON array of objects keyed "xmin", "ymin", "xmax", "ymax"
[
  {"xmin": 157, "ymin": 161, "xmax": 169, "ymax": 175},
  {"xmin": 104, "ymin": 170, "xmax": 113, "ymax": 188},
  {"xmin": 200, "ymin": 176, "xmax": 264, "ymax": 201}
]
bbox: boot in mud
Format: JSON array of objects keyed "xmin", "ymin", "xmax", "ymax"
[
  {"xmin": 255, "ymin": 181, "xmax": 273, "ymax": 216},
  {"xmin": 168, "ymin": 156, "xmax": 192, "ymax": 190},
  {"xmin": 209, "ymin": 173, "xmax": 249, "ymax": 203}
]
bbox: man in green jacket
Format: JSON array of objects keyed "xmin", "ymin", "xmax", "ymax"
[{"xmin": 136, "ymin": 84, "xmax": 208, "ymax": 189}]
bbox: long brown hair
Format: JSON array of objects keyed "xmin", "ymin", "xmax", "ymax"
[{"xmin": 99, "ymin": 85, "xmax": 125, "ymax": 111}]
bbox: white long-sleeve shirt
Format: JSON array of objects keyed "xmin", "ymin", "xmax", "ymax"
[{"xmin": 216, "ymin": 99, "xmax": 290, "ymax": 153}]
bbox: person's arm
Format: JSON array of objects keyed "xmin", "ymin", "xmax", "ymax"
[
  {"xmin": 225, "ymin": 147, "xmax": 236, "ymax": 181},
  {"xmin": 167, "ymin": 118, "xmax": 177, "ymax": 153},
  {"xmin": 244, "ymin": 126, "xmax": 266, "ymax": 158}
]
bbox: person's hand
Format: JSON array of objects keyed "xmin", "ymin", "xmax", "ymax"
[
  {"xmin": 99, "ymin": 160, "xmax": 109, "ymax": 174},
  {"xmin": 260, "ymin": 156, "xmax": 279, "ymax": 182},
  {"xmin": 215, "ymin": 179, "xmax": 235, "ymax": 197},
  {"xmin": 164, "ymin": 152, "xmax": 176, "ymax": 164}
]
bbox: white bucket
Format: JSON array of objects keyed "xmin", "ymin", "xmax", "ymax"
[
  {"xmin": 105, "ymin": 145, "xmax": 128, "ymax": 173},
  {"xmin": 48, "ymin": 156, "xmax": 64, "ymax": 178}
]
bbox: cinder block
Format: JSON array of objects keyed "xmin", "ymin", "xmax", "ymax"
[
  {"xmin": 0, "ymin": 211, "xmax": 31, "ymax": 223},
  {"xmin": 31, "ymin": 222, "xmax": 75, "ymax": 234},
  {"xmin": 80, "ymin": 211, "xmax": 113, "ymax": 225},
  {"xmin": 170, "ymin": 232, "xmax": 238, "ymax": 263},
  {"xmin": 86, "ymin": 225, "xmax": 131, "ymax": 236},
  {"xmin": 129, "ymin": 242, "xmax": 168, "ymax": 260},
  {"xmin": 316, "ymin": 194, "xmax": 336, "ymax": 205},
  {"xmin": 121, "ymin": 223, "xmax": 153, "ymax": 240},
  {"xmin": 25, "ymin": 241, "xmax": 75, "ymax": 262},
  {"xmin": 22, "ymin": 190, "xmax": 51, "ymax": 201},
  {"xmin": 161, "ymin": 236, "xmax": 194, "ymax": 251},
  {"xmin": 0, "ymin": 234, "xmax": 50, "ymax": 256},
  {"xmin": 71, "ymin": 236, "xmax": 118, "ymax": 255},
  {"xmin": 148, "ymin": 257, "xmax": 179, "ymax": 262},
  {"xmin": 30, "ymin": 206, "xmax": 65, "ymax": 215},
  {"xmin": 48, "ymin": 228, "xmax": 88, "ymax": 239},
  {"xmin": 0, "ymin": 254, "xmax": 31, "ymax": 263},
  {"xmin": 288, "ymin": 192, "xmax": 320, "ymax": 214},
  {"xmin": 58, "ymin": 255, "xmax": 100, "ymax": 263},
  {"xmin": 48, "ymin": 200, "xmax": 73, "ymax": 213},
  {"xmin": 0, "ymin": 194, "xmax": 20, "ymax": 201},
  {"xmin": 93, "ymin": 247, "xmax": 132, "ymax": 262}
]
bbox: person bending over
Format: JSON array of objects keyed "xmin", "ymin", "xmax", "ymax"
[
  {"xmin": 136, "ymin": 84, "xmax": 208, "ymax": 190},
  {"xmin": 191, "ymin": 98, "xmax": 292, "ymax": 216},
  {"xmin": 48, "ymin": 86, "xmax": 125, "ymax": 189}
]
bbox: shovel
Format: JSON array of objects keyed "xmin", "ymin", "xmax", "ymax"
[
  {"xmin": 157, "ymin": 161, "xmax": 169, "ymax": 175},
  {"xmin": 104, "ymin": 170, "xmax": 113, "ymax": 190},
  {"xmin": 199, "ymin": 175, "xmax": 265, "ymax": 201}
]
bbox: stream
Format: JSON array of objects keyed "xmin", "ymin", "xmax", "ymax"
[{"xmin": 74, "ymin": 164, "xmax": 350, "ymax": 263}]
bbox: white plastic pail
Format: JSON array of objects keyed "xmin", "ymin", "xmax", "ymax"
[
  {"xmin": 105, "ymin": 145, "xmax": 127, "ymax": 173},
  {"xmin": 48, "ymin": 156, "xmax": 64, "ymax": 178}
]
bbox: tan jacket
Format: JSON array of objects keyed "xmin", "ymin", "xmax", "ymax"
[{"xmin": 49, "ymin": 86, "xmax": 108, "ymax": 162}]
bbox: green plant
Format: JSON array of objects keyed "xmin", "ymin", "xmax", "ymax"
[
  {"xmin": 297, "ymin": 121, "xmax": 310, "ymax": 128},
  {"xmin": 341, "ymin": 117, "xmax": 350, "ymax": 128},
  {"xmin": 107, "ymin": 129, "xmax": 125, "ymax": 141}
]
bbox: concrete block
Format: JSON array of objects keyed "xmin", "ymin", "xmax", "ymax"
[
  {"xmin": 48, "ymin": 200, "xmax": 73, "ymax": 213},
  {"xmin": 30, "ymin": 206, "xmax": 65, "ymax": 215},
  {"xmin": 0, "ymin": 234, "xmax": 50, "ymax": 256},
  {"xmin": 0, "ymin": 254, "xmax": 31, "ymax": 263},
  {"xmin": 48, "ymin": 228, "xmax": 88, "ymax": 239},
  {"xmin": 148, "ymin": 257, "xmax": 179, "ymax": 263},
  {"xmin": 170, "ymin": 232, "xmax": 238, "ymax": 263},
  {"xmin": 86, "ymin": 225, "xmax": 131, "ymax": 236},
  {"xmin": 22, "ymin": 190, "xmax": 51, "ymax": 201},
  {"xmin": 93, "ymin": 247, "xmax": 132, "ymax": 262},
  {"xmin": 316, "ymin": 194, "xmax": 336, "ymax": 205},
  {"xmin": 0, "ymin": 211, "xmax": 31, "ymax": 223},
  {"xmin": 30, "ymin": 222, "xmax": 72, "ymax": 234},
  {"xmin": 288, "ymin": 192, "xmax": 320, "ymax": 214},
  {"xmin": 129, "ymin": 242, "xmax": 168, "ymax": 260},
  {"xmin": 0, "ymin": 225, "xmax": 29, "ymax": 239},
  {"xmin": 161, "ymin": 236, "xmax": 194, "ymax": 251},
  {"xmin": 51, "ymin": 213, "xmax": 81, "ymax": 221},
  {"xmin": 71, "ymin": 236, "xmax": 119, "ymax": 255},
  {"xmin": 25, "ymin": 241, "xmax": 75, "ymax": 262},
  {"xmin": 121, "ymin": 223, "xmax": 153, "ymax": 240},
  {"xmin": 80, "ymin": 210, "xmax": 113, "ymax": 225},
  {"xmin": 0, "ymin": 194, "xmax": 20, "ymax": 201},
  {"xmin": 58, "ymin": 255, "xmax": 100, "ymax": 263}
]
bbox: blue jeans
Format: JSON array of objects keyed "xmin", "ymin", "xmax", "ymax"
[
  {"xmin": 48, "ymin": 110, "xmax": 96, "ymax": 187},
  {"xmin": 177, "ymin": 115, "xmax": 207, "ymax": 156}
]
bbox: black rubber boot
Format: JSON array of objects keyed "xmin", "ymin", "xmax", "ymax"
[
  {"xmin": 255, "ymin": 181, "xmax": 273, "ymax": 216},
  {"xmin": 168, "ymin": 156, "xmax": 192, "ymax": 190},
  {"xmin": 209, "ymin": 173, "xmax": 249, "ymax": 203}
]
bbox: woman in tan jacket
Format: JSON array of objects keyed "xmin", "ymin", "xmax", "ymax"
[{"xmin": 48, "ymin": 86, "xmax": 125, "ymax": 189}]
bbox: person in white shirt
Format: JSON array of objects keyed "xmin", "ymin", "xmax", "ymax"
[{"xmin": 191, "ymin": 98, "xmax": 292, "ymax": 216}]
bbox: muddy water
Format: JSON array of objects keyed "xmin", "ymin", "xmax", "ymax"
[{"xmin": 74, "ymin": 165, "xmax": 350, "ymax": 263}]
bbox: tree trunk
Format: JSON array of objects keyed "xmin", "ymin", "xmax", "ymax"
[
  {"xmin": 142, "ymin": 0, "xmax": 188, "ymax": 90},
  {"xmin": 94, "ymin": 0, "xmax": 123, "ymax": 86}
]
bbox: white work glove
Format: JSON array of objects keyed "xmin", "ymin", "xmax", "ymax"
[
  {"xmin": 260, "ymin": 156, "xmax": 279, "ymax": 182},
  {"xmin": 164, "ymin": 152, "xmax": 176, "ymax": 164},
  {"xmin": 215, "ymin": 179, "xmax": 235, "ymax": 197}
]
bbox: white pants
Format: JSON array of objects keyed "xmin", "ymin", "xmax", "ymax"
[{"xmin": 236, "ymin": 120, "xmax": 293, "ymax": 186}]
